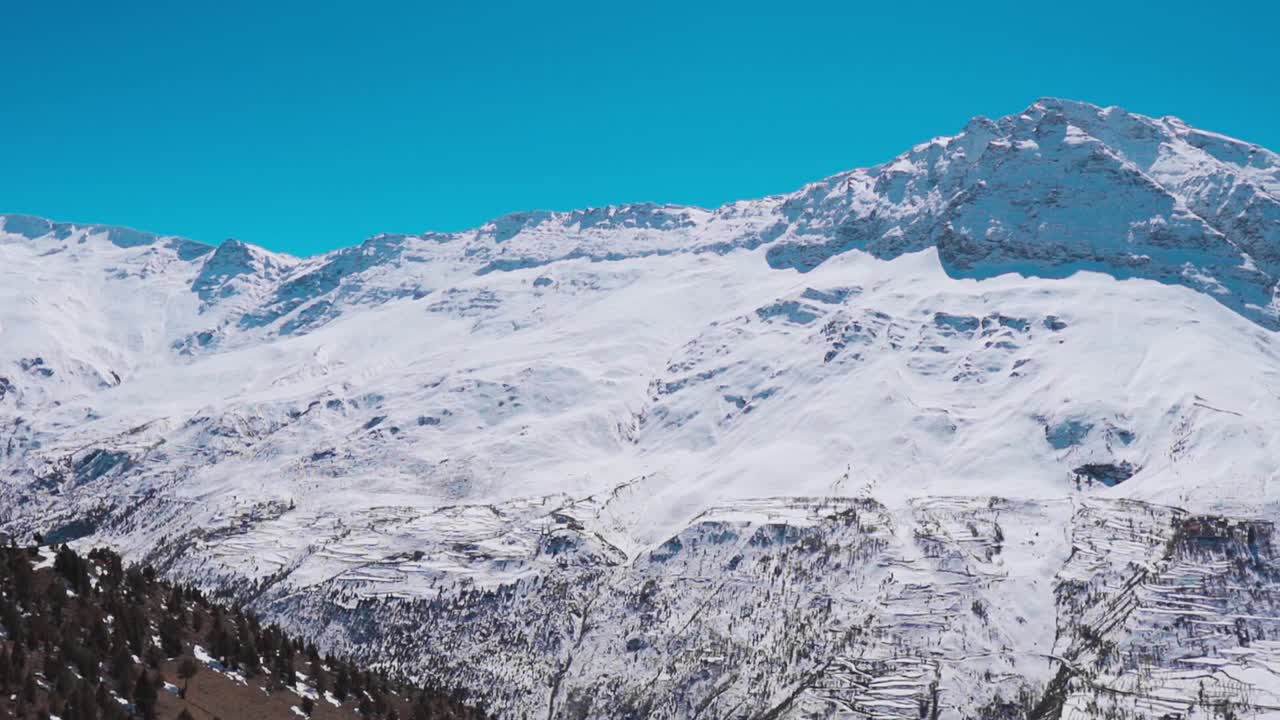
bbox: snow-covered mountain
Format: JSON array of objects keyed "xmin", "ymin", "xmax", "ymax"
[{"xmin": 4, "ymin": 98, "xmax": 1280, "ymax": 718}]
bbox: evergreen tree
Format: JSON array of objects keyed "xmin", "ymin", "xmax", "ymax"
[
  {"xmin": 72, "ymin": 678, "xmax": 99, "ymax": 720},
  {"xmin": 12, "ymin": 644, "xmax": 29, "ymax": 684},
  {"xmin": 159, "ymin": 615, "xmax": 185, "ymax": 657},
  {"xmin": 12, "ymin": 553, "xmax": 35, "ymax": 604},
  {"xmin": 21, "ymin": 669, "xmax": 38, "ymax": 704},
  {"xmin": 96, "ymin": 683, "xmax": 112, "ymax": 717},
  {"xmin": 46, "ymin": 577, "xmax": 67, "ymax": 617},
  {"xmin": 0, "ymin": 647, "xmax": 10, "ymax": 694},
  {"xmin": 134, "ymin": 670, "xmax": 159, "ymax": 720},
  {"xmin": 312, "ymin": 656, "xmax": 328, "ymax": 695},
  {"xmin": 178, "ymin": 656, "xmax": 200, "ymax": 699},
  {"xmin": 2, "ymin": 598, "xmax": 24, "ymax": 648},
  {"xmin": 411, "ymin": 692, "xmax": 432, "ymax": 720},
  {"xmin": 145, "ymin": 643, "xmax": 163, "ymax": 669},
  {"xmin": 335, "ymin": 665, "xmax": 351, "ymax": 702},
  {"xmin": 111, "ymin": 643, "xmax": 136, "ymax": 699},
  {"xmin": 43, "ymin": 649, "xmax": 62, "ymax": 682}
]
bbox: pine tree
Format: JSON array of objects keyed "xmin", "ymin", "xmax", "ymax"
[
  {"xmin": 111, "ymin": 643, "xmax": 136, "ymax": 699},
  {"xmin": 0, "ymin": 646, "xmax": 10, "ymax": 694},
  {"xmin": 69, "ymin": 640, "xmax": 100, "ymax": 683},
  {"xmin": 334, "ymin": 665, "xmax": 351, "ymax": 702},
  {"xmin": 411, "ymin": 692, "xmax": 432, "ymax": 720},
  {"xmin": 96, "ymin": 683, "xmax": 112, "ymax": 717},
  {"xmin": 237, "ymin": 629, "xmax": 260, "ymax": 676},
  {"xmin": 73, "ymin": 677, "xmax": 99, "ymax": 720},
  {"xmin": 46, "ymin": 577, "xmax": 67, "ymax": 617},
  {"xmin": 12, "ymin": 643, "xmax": 29, "ymax": 684},
  {"xmin": 145, "ymin": 643, "xmax": 163, "ymax": 669},
  {"xmin": 312, "ymin": 656, "xmax": 328, "ymax": 695},
  {"xmin": 43, "ymin": 649, "xmax": 63, "ymax": 682},
  {"xmin": 134, "ymin": 670, "xmax": 159, "ymax": 720},
  {"xmin": 22, "ymin": 669, "xmax": 39, "ymax": 704},
  {"xmin": 178, "ymin": 656, "xmax": 200, "ymax": 699},
  {"xmin": 89, "ymin": 610, "xmax": 112, "ymax": 655},
  {"xmin": 54, "ymin": 545, "xmax": 91, "ymax": 596},
  {"xmin": 2, "ymin": 597, "xmax": 24, "ymax": 648},
  {"xmin": 159, "ymin": 615, "xmax": 185, "ymax": 658},
  {"xmin": 12, "ymin": 553, "xmax": 35, "ymax": 604}
]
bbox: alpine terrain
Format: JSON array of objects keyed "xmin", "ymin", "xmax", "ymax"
[{"xmin": 4, "ymin": 98, "xmax": 1280, "ymax": 719}]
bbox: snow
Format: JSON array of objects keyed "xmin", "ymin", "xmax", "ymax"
[
  {"xmin": 3, "ymin": 97, "xmax": 1280, "ymax": 718},
  {"xmin": 192, "ymin": 644, "xmax": 250, "ymax": 687},
  {"xmin": 293, "ymin": 679, "xmax": 318, "ymax": 700},
  {"xmin": 32, "ymin": 546, "xmax": 57, "ymax": 570}
]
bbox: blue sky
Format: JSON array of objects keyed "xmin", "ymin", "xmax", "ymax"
[{"xmin": 2, "ymin": 1, "xmax": 1275, "ymax": 256}]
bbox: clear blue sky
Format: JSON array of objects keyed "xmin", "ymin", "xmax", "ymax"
[{"xmin": 2, "ymin": 1, "xmax": 1275, "ymax": 256}]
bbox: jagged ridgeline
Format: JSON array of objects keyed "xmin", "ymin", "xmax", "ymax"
[{"xmin": 0, "ymin": 543, "xmax": 483, "ymax": 720}]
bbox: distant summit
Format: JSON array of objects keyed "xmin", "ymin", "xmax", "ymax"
[{"xmin": 6, "ymin": 99, "xmax": 1277, "ymax": 330}]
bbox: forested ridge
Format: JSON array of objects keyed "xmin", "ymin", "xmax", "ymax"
[{"xmin": 0, "ymin": 542, "xmax": 484, "ymax": 720}]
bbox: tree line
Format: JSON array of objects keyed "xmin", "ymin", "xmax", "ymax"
[{"xmin": 0, "ymin": 540, "xmax": 484, "ymax": 720}]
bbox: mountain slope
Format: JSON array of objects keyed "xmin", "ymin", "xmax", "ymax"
[
  {"xmin": 3, "ymin": 98, "xmax": 1280, "ymax": 718},
  {"xmin": 0, "ymin": 543, "xmax": 483, "ymax": 720}
]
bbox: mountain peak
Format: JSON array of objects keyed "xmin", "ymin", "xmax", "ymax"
[
  {"xmin": 1, "ymin": 212, "xmax": 214, "ymax": 261},
  {"xmin": 1027, "ymin": 96, "xmax": 1105, "ymax": 113},
  {"xmin": 5, "ymin": 100, "xmax": 1278, "ymax": 335},
  {"xmin": 192, "ymin": 236, "xmax": 296, "ymax": 303}
]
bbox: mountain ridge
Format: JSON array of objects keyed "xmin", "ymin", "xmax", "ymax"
[
  {"xmin": 6, "ymin": 98, "xmax": 1278, "ymax": 337},
  {"xmin": 6, "ymin": 98, "xmax": 1280, "ymax": 718},
  {"xmin": 10, "ymin": 98, "xmax": 1276, "ymax": 255}
]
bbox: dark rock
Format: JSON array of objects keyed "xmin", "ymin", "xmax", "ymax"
[{"xmin": 1073, "ymin": 462, "xmax": 1138, "ymax": 487}]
